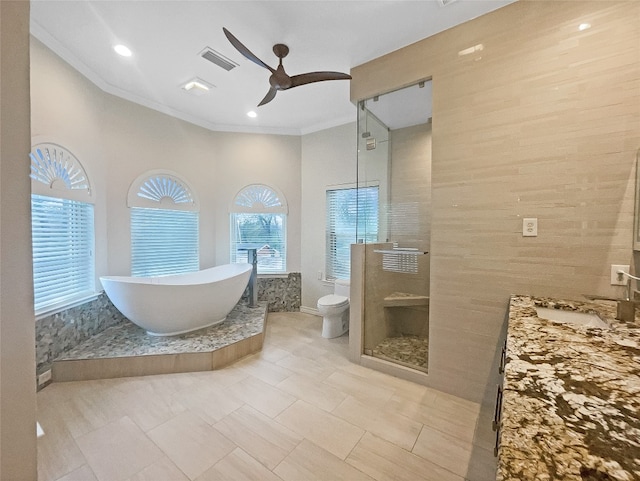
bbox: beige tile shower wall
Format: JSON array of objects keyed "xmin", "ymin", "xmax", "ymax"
[
  {"xmin": 389, "ymin": 122, "xmax": 432, "ymax": 292},
  {"xmin": 351, "ymin": 1, "xmax": 640, "ymax": 404}
]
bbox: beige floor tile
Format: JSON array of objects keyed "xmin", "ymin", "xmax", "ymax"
[
  {"xmin": 127, "ymin": 456, "xmax": 189, "ymax": 481},
  {"xmin": 362, "ymin": 368, "xmax": 437, "ymax": 403},
  {"xmin": 323, "ymin": 370, "xmax": 395, "ymax": 407},
  {"xmin": 38, "ymin": 313, "xmax": 484, "ymax": 481},
  {"xmin": 147, "ymin": 411, "xmax": 235, "ymax": 480},
  {"xmin": 58, "ymin": 387, "xmax": 128, "ymax": 439},
  {"xmin": 189, "ymin": 365, "xmax": 250, "ymax": 388},
  {"xmin": 275, "ymin": 400, "xmax": 364, "ymax": 460},
  {"xmin": 258, "ymin": 345, "xmax": 292, "ymax": 363},
  {"xmin": 274, "ymin": 439, "xmax": 374, "ymax": 481},
  {"xmin": 75, "ymin": 416, "xmax": 164, "ymax": 481},
  {"xmin": 115, "ymin": 385, "xmax": 186, "ymax": 432},
  {"xmin": 386, "ymin": 393, "xmax": 479, "ymax": 443},
  {"xmin": 37, "ymin": 403, "xmax": 87, "ymax": 481},
  {"xmin": 225, "ymin": 375, "xmax": 296, "ymax": 418},
  {"xmin": 432, "ymin": 390, "xmax": 481, "ymax": 417},
  {"xmin": 277, "ymin": 373, "xmax": 347, "ymax": 412},
  {"xmin": 55, "ymin": 464, "xmax": 97, "ymax": 481},
  {"xmin": 275, "ymin": 353, "xmax": 336, "ymax": 380},
  {"xmin": 172, "ymin": 382, "xmax": 244, "ymax": 425},
  {"xmin": 412, "ymin": 425, "xmax": 473, "ymax": 478},
  {"xmin": 290, "ymin": 343, "xmax": 330, "ymax": 361},
  {"xmin": 196, "ymin": 447, "xmax": 284, "ymax": 481},
  {"xmin": 332, "ymin": 396, "xmax": 422, "ymax": 451},
  {"xmin": 268, "ymin": 337, "xmax": 315, "ymax": 354},
  {"xmin": 236, "ymin": 356, "xmax": 294, "ymax": 386},
  {"xmin": 346, "ymin": 432, "xmax": 464, "ymax": 481},
  {"xmin": 115, "ymin": 372, "xmax": 199, "ymax": 398},
  {"xmin": 213, "ymin": 405, "xmax": 301, "ymax": 470}
]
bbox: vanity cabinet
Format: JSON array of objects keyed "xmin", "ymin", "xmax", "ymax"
[{"xmin": 492, "ymin": 337, "xmax": 507, "ymax": 457}]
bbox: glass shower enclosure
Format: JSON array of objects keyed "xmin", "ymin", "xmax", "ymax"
[{"xmin": 355, "ymin": 81, "xmax": 432, "ymax": 373}]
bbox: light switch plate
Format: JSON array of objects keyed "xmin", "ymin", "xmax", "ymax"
[
  {"xmin": 611, "ymin": 264, "xmax": 629, "ymax": 285},
  {"xmin": 522, "ymin": 218, "xmax": 538, "ymax": 237}
]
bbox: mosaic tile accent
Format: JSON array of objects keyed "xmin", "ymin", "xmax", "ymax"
[
  {"xmin": 56, "ymin": 301, "xmax": 267, "ymax": 360},
  {"xmin": 242, "ymin": 272, "xmax": 301, "ymax": 312},
  {"xmin": 36, "ymin": 293, "xmax": 127, "ymax": 374},
  {"xmin": 372, "ymin": 335, "xmax": 429, "ymax": 372}
]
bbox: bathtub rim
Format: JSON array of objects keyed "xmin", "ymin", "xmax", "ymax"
[{"xmin": 99, "ymin": 263, "xmax": 252, "ymax": 286}]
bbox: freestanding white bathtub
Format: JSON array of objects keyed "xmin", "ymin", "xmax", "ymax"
[{"xmin": 100, "ymin": 263, "xmax": 252, "ymax": 336}]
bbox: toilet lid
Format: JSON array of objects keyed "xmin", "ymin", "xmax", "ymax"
[{"xmin": 318, "ymin": 294, "xmax": 349, "ymax": 308}]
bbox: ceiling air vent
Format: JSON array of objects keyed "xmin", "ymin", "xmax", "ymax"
[
  {"xmin": 437, "ymin": 0, "xmax": 458, "ymax": 6},
  {"xmin": 199, "ymin": 47, "xmax": 238, "ymax": 71}
]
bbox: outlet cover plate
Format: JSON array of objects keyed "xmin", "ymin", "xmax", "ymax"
[
  {"xmin": 611, "ymin": 264, "xmax": 630, "ymax": 286},
  {"xmin": 522, "ymin": 218, "xmax": 538, "ymax": 237}
]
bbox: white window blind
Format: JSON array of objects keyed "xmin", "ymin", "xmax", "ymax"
[
  {"xmin": 131, "ymin": 207, "xmax": 199, "ymax": 277},
  {"xmin": 31, "ymin": 194, "xmax": 95, "ymax": 314},
  {"xmin": 326, "ymin": 186, "xmax": 379, "ymax": 280},
  {"xmin": 230, "ymin": 184, "xmax": 288, "ymax": 274}
]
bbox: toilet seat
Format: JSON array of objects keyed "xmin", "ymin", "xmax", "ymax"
[{"xmin": 317, "ymin": 294, "xmax": 348, "ymax": 309}]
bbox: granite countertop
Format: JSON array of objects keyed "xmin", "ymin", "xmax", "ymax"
[{"xmin": 497, "ymin": 295, "xmax": 640, "ymax": 481}]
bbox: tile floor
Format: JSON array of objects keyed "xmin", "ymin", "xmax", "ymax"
[{"xmin": 37, "ymin": 312, "xmax": 497, "ymax": 481}]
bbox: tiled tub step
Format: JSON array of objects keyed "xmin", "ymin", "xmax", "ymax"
[{"xmin": 52, "ymin": 302, "xmax": 267, "ymax": 382}]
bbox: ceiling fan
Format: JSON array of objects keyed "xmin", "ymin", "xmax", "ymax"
[{"xmin": 223, "ymin": 28, "xmax": 352, "ymax": 107}]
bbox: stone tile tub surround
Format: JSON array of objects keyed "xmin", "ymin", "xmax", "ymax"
[
  {"xmin": 241, "ymin": 272, "xmax": 301, "ymax": 312},
  {"xmin": 498, "ymin": 295, "xmax": 640, "ymax": 481},
  {"xmin": 36, "ymin": 293, "xmax": 127, "ymax": 376},
  {"xmin": 37, "ymin": 273, "xmax": 300, "ymax": 378}
]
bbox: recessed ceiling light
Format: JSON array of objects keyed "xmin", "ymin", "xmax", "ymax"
[
  {"xmin": 578, "ymin": 23, "xmax": 591, "ymax": 31},
  {"xmin": 247, "ymin": 111, "xmax": 257, "ymax": 118},
  {"xmin": 181, "ymin": 78, "xmax": 214, "ymax": 96},
  {"xmin": 113, "ymin": 44, "xmax": 132, "ymax": 57}
]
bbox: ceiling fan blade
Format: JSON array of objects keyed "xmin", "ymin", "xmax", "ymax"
[
  {"xmin": 223, "ymin": 28, "xmax": 275, "ymax": 73},
  {"xmin": 290, "ymin": 71, "xmax": 352, "ymax": 88},
  {"xmin": 258, "ymin": 87, "xmax": 277, "ymax": 106}
]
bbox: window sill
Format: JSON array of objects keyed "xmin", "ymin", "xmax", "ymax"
[
  {"xmin": 257, "ymin": 273, "xmax": 291, "ymax": 279},
  {"xmin": 35, "ymin": 291, "xmax": 102, "ymax": 321}
]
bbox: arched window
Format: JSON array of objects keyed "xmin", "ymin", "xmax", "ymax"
[
  {"xmin": 230, "ymin": 184, "xmax": 287, "ymax": 274},
  {"xmin": 29, "ymin": 143, "xmax": 95, "ymax": 315},
  {"xmin": 128, "ymin": 170, "xmax": 199, "ymax": 277}
]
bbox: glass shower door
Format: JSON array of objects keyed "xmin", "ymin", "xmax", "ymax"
[{"xmin": 356, "ymin": 81, "xmax": 432, "ymax": 373}]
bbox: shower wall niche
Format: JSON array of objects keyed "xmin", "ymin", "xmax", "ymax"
[{"xmin": 353, "ymin": 81, "xmax": 432, "ymax": 375}]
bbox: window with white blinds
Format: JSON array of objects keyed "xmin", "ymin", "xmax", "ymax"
[
  {"xmin": 131, "ymin": 208, "xmax": 199, "ymax": 277},
  {"xmin": 326, "ymin": 185, "xmax": 379, "ymax": 280},
  {"xmin": 128, "ymin": 171, "xmax": 200, "ymax": 277},
  {"xmin": 29, "ymin": 143, "xmax": 96, "ymax": 316},
  {"xmin": 230, "ymin": 184, "xmax": 287, "ymax": 274},
  {"xmin": 31, "ymin": 195, "xmax": 95, "ymax": 314}
]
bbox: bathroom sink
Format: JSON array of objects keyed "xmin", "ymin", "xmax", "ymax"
[{"xmin": 535, "ymin": 307, "xmax": 609, "ymax": 329}]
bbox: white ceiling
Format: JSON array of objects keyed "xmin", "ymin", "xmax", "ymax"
[{"xmin": 30, "ymin": 0, "xmax": 516, "ymax": 136}]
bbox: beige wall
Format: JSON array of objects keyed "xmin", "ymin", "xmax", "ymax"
[
  {"xmin": 0, "ymin": 2, "xmax": 37, "ymax": 479},
  {"xmin": 300, "ymin": 122, "xmax": 357, "ymax": 309},
  {"xmin": 30, "ymin": 38, "xmax": 302, "ymax": 281},
  {"xmin": 352, "ymin": 0, "xmax": 640, "ymax": 404}
]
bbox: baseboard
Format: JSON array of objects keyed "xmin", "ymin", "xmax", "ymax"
[{"xmin": 300, "ymin": 306, "xmax": 321, "ymax": 317}]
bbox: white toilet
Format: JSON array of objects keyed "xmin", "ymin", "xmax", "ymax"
[{"xmin": 317, "ymin": 279, "xmax": 350, "ymax": 338}]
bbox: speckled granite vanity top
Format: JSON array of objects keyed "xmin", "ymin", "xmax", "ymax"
[{"xmin": 497, "ymin": 295, "xmax": 640, "ymax": 481}]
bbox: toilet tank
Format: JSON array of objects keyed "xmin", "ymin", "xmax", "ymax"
[{"xmin": 334, "ymin": 279, "xmax": 350, "ymax": 298}]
